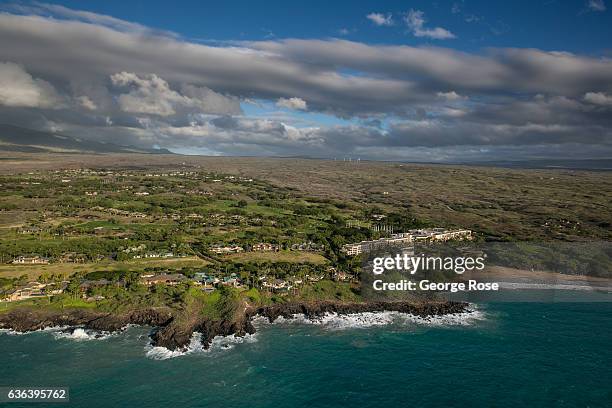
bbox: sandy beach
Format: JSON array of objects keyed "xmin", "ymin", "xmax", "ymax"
[{"xmin": 466, "ymin": 266, "xmax": 611, "ymax": 288}]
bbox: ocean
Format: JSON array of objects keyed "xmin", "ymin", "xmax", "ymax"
[{"xmin": 1, "ymin": 292, "xmax": 611, "ymax": 408}]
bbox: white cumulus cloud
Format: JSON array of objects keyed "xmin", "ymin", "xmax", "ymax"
[
  {"xmin": 76, "ymin": 95, "xmax": 97, "ymax": 110},
  {"xmin": 111, "ymin": 72, "xmax": 180, "ymax": 116},
  {"xmin": 405, "ymin": 10, "xmax": 456, "ymax": 40},
  {"xmin": 366, "ymin": 13, "xmax": 394, "ymax": 26},
  {"xmin": 276, "ymin": 97, "xmax": 308, "ymax": 111},
  {"xmin": 584, "ymin": 92, "xmax": 612, "ymax": 106},
  {"xmin": 110, "ymin": 72, "xmax": 241, "ymax": 116},
  {"xmin": 0, "ymin": 62, "xmax": 63, "ymax": 108},
  {"xmin": 436, "ymin": 91, "xmax": 466, "ymax": 100}
]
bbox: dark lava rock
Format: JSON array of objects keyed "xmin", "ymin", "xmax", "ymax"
[
  {"xmin": 1, "ymin": 301, "xmax": 468, "ymax": 351},
  {"xmin": 0, "ymin": 307, "xmax": 173, "ymax": 333}
]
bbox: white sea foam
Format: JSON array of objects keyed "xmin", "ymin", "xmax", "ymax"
[
  {"xmin": 0, "ymin": 325, "xmax": 69, "ymax": 336},
  {"xmin": 255, "ymin": 307, "xmax": 486, "ymax": 330},
  {"xmin": 52, "ymin": 327, "xmax": 114, "ymax": 341},
  {"xmin": 145, "ymin": 331, "xmax": 258, "ymax": 360},
  {"xmin": 208, "ymin": 332, "xmax": 258, "ymax": 350}
]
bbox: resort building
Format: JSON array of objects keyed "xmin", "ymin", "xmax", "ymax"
[
  {"xmin": 261, "ymin": 278, "xmax": 291, "ymax": 291},
  {"xmin": 12, "ymin": 256, "xmax": 50, "ymax": 264},
  {"xmin": 143, "ymin": 252, "xmax": 175, "ymax": 259},
  {"xmin": 193, "ymin": 273, "xmax": 218, "ymax": 290},
  {"xmin": 140, "ymin": 274, "xmax": 185, "ymax": 286},
  {"xmin": 1, "ymin": 281, "xmax": 63, "ymax": 302},
  {"xmin": 290, "ymin": 242, "xmax": 325, "ymax": 252},
  {"xmin": 332, "ymin": 270, "xmax": 351, "ymax": 282},
  {"xmin": 220, "ymin": 273, "xmax": 243, "ymax": 287},
  {"xmin": 210, "ymin": 245, "xmax": 244, "ymax": 254},
  {"xmin": 252, "ymin": 243, "xmax": 280, "ymax": 252},
  {"xmin": 342, "ymin": 229, "xmax": 473, "ymax": 255},
  {"xmin": 79, "ymin": 279, "xmax": 112, "ymax": 292},
  {"xmin": 17, "ymin": 226, "xmax": 41, "ymax": 234},
  {"xmin": 341, "ymin": 235, "xmax": 413, "ymax": 256},
  {"xmin": 431, "ymin": 229, "xmax": 473, "ymax": 242}
]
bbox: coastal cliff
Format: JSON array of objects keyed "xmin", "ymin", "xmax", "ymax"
[
  {"xmin": 252, "ymin": 300, "xmax": 468, "ymax": 323},
  {"xmin": 0, "ymin": 308, "xmax": 173, "ymax": 334},
  {"xmin": 0, "ymin": 300, "xmax": 468, "ymax": 351}
]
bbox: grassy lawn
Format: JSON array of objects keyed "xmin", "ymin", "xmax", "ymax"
[
  {"xmin": 296, "ymin": 281, "xmax": 360, "ymax": 302},
  {"xmin": 244, "ymin": 204, "xmax": 291, "ymax": 216},
  {"xmin": 0, "ymin": 297, "xmax": 98, "ymax": 313},
  {"xmin": 0, "ymin": 256, "xmax": 210, "ymax": 279},
  {"xmin": 0, "ymin": 210, "xmax": 36, "ymax": 228},
  {"xmin": 225, "ymin": 250, "xmax": 328, "ymax": 264}
]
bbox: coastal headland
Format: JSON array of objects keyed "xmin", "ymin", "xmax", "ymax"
[{"xmin": 0, "ymin": 300, "xmax": 468, "ymax": 350}]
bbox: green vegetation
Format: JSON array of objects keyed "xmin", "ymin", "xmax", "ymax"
[
  {"xmin": 296, "ymin": 281, "xmax": 360, "ymax": 302},
  {"xmin": 487, "ymin": 241, "xmax": 612, "ymax": 278},
  {"xmin": 0, "ymin": 167, "xmax": 384, "ymax": 315},
  {"xmin": 0, "ymin": 157, "xmax": 609, "ymax": 319}
]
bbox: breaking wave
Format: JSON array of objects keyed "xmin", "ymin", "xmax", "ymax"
[
  {"xmin": 254, "ymin": 307, "xmax": 486, "ymax": 330},
  {"xmin": 52, "ymin": 328, "xmax": 115, "ymax": 341},
  {"xmin": 0, "ymin": 325, "xmax": 69, "ymax": 336},
  {"xmin": 145, "ymin": 332, "xmax": 258, "ymax": 360}
]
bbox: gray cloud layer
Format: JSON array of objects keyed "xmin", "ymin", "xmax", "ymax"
[{"xmin": 0, "ymin": 5, "xmax": 611, "ymax": 161}]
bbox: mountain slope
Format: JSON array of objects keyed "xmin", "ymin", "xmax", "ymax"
[{"xmin": 0, "ymin": 124, "xmax": 171, "ymax": 154}]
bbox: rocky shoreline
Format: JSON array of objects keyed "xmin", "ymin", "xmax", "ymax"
[
  {"xmin": 0, "ymin": 307, "xmax": 173, "ymax": 335},
  {"xmin": 0, "ymin": 300, "xmax": 469, "ymax": 351}
]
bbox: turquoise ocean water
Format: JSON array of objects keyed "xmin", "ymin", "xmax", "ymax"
[{"xmin": 1, "ymin": 292, "xmax": 611, "ymax": 407}]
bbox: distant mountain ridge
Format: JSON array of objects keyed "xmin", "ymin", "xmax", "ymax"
[
  {"xmin": 0, "ymin": 124, "xmax": 171, "ymax": 154},
  {"xmin": 452, "ymin": 159, "xmax": 612, "ymax": 171}
]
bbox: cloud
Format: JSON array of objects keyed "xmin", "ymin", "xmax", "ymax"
[
  {"xmin": 248, "ymin": 40, "xmax": 612, "ymax": 96},
  {"xmin": 7, "ymin": 1, "xmax": 175, "ymax": 36},
  {"xmin": 385, "ymin": 119, "xmax": 610, "ymax": 148},
  {"xmin": 0, "ymin": 62, "xmax": 63, "ymax": 108},
  {"xmin": 405, "ymin": 10, "xmax": 456, "ymax": 40},
  {"xmin": 587, "ymin": 0, "xmax": 606, "ymax": 11},
  {"xmin": 276, "ymin": 97, "xmax": 308, "ymax": 110},
  {"xmin": 0, "ymin": 6, "xmax": 610, "ymax": 161},
  {"xmin": 337, "ymin": 28, "xmax": 355, "ymax": 36},
  {"xmin": 464, "ymin": 14, "xmax": 481, "ymax": 23},
  {"xmin": 146, "ymin": 116, "xmax": 325, "ymax": 155},
  {"xmin": 76, "ymin": 95, "xmax": 97, "ymax": 110},
  {"xmin": 366, "ymin": 13, "xmax": 394, "ymax": 26},
  {"xmin": 584, "ymin": 92, "xmax": 612, "ymax": 106},
  {"xmin": 1, "ymin": 10, "xmax": 609, "ymax": 114},
  {"xmin": 180, "ymin": 84, "xmax": 242, "ymax": 115},
  {"xmin": 111, "ymin": 72, "xmax": 183, "ymax": 116},
  {"xmin": 110, "ymin": 72, "xmax": 241, "ymax": 116},
  {"xmin": 436, "ymin": 91, "xmax": 466, "ymax": 100}
]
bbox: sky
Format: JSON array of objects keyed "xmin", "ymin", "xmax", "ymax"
[{"xmin": 0, "ymin": 0, "xmax": 611, "ymax": 162}]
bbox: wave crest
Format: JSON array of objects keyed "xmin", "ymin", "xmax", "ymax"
[
  {"xmin": 255, "ymin": 308, "xmax": 485, "ymax": 330},
  {"xmin": 145, "ymin": 332, "xmax": 258, "ymax": 360},
  {"xmin": 0, "ymin": 325, "xmax": 70, "ymax": 336},
  {"xmin": 52, "ymin": 328, "xmax": 114, "ymax": 341}
]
